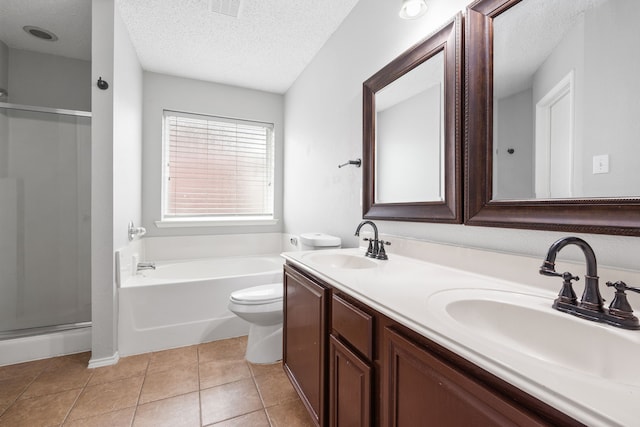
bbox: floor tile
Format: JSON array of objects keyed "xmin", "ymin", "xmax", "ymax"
[
  {"xmin": 254, "ymin": 368, "xmax": 299, "ymax": 407},
  {"xmin": 63, "ymin": 407, "xmax": 135, "ymax": 427},
  {"xmin": 0, "ymin": 388, "xmax": 81, "ymax": 427},
  {"xmin": 21, "ymin": 363, "xmax": 93, "ymax": 399},
  {"xmin": 248, "ymin": 361, "xmax": 284, "ymax": 378},
  {"xmin": 148, "ymin": 346, "xmax": 198, "ymax": 374},
  {"xmin": 198, "ymin": 336, "xmax": 247, "ymax": 364},
  {"xmin": 210, "ymin": 409, "xmax": 270, "ymax": 426},
  {"xmin": 199, "ymin": 359, "xmax": 251, "ymax": 389},
  {"xmin": 200, "ymin": 378, "xmax": 262, "ymax": 425},
  {"xmin": 0, "ymin": 358, "xmax": 51, "ymax": 382},
  {"xmin": 67, "ymin": 375, "xmax": 144, "ymax": 421},
  {"xmin": 47, "ymin": 352, "xmax": 92, "ymax": 372},
  {"xmin": 88, "ymin": 353, "xmax": 149, "ymax": 386},
  {"xmin": 0, "ymin": 336, "xmax": 310, "ymax": 427},
  {"xmin": 133, "ymin": 391, "xmax": 200, "ymax": 427},
  {"xmin": 266, "ymin": 398, "xmax": 315, "ymax": 427},
  {"xmin": 0, "ymin": 376, "xmax": 32, "ymax": 414},
  {"xmin": 139, "ymin": 364, "xmax": 198, "ymax": 404}
]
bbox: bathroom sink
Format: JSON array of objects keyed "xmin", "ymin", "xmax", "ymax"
[
  {"xmin": 302, "ymin": 252, "xmax": 378, "ymax": 270},
  {"xmin": 428, "ymin": 289, "xmax": 640, "ymax": 385}
]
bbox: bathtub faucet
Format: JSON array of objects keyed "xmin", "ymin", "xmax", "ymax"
[{"xmin": 137, "ymin": 262, "xmax": 156, "ymax": 271}]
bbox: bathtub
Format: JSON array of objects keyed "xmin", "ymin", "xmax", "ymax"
[{"xmin": 118, "ymin": 255, "xmax": 284, "ymax": 356}]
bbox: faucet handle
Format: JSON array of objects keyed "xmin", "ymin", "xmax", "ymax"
[
  {"xmin": 606, "ymin": 281, "xmax": 640, "ymax": 322},
  {"xmin": 606, "ymin": 281, "xmax": 640, "ymax": 294},
  {"xmin": 376, "ymin": 240, "xmax": 390, "ymax": 260},
  {"xmin": 363, "ymin": 238, "xmax": 374, "ymax": 258},
  {"xmin": 554, "ymin": 271, "xmax": 579, "ymax": 305}
]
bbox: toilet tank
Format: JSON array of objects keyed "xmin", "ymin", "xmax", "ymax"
[{"xmin": 299, "ymin": 233, "xmax": 341, "ymax": 251}]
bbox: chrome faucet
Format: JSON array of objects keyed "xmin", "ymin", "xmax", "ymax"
[
  {"xmin": 137, "ymin": 262, "xmax": 156, "ymax": 271},
  {"xmin": 540, "ymin": 237, "xmax": 639, "ymax": 330},
  {"xmin": 354, "ymin": 220, "xmax": 389, "ymax": 260}
]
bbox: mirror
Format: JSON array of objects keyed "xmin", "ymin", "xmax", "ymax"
[
  {"xmin": 466, "ymin": 0, "xmax": 640, "ymax": 236},
  {"xmin": 493, "ymin": 0, "xmax": 638, "ymax": 200},
  {"xmin": 375, "ymin": 52, "xmax": 444, "ymax": 203},
  {"xmin": 363, "ymin": 14, "xmax": 462, "ymax": 222}
]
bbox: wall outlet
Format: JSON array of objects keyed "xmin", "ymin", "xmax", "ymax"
[{"xmin": 593, "ymin": 154, "xmax": 609, "ymax": 174}]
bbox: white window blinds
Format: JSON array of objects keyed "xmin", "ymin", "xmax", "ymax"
[{"xmin": 163, "ymin": 110, "xmax": 274, "ymax": 218}]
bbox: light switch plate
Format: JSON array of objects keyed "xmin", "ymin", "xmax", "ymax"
[{"xmin": 593, "ymin": 154, "xmax": 609, "ymax": 174}]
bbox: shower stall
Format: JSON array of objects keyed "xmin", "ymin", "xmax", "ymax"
[{"xmin": 0, "ymin": 102, "xmax": 91, "ymax": 362}]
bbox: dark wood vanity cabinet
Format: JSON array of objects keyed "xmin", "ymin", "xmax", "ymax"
[
  {"xmin": 283, "ymin": 264, "xmax": 330, "ymax": 426},
  {"xmin": 329, "ymin": 335, "xmax": 372, "ymax": 427},
  {"xmin": 283, "ymin": 263, "xmax": 582, "ymax": 427},
  {"xmin": 383, "ymin": 327, "xmax": 551, "ymax": 426},
  {"xmin": 329, "ymin": 294, "xmax": 374, "ymax": 427}
]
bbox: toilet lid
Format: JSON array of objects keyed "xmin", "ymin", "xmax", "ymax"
[{"xmin": 230, "ymin": 283, "xmax": 283, "ymax": 305}]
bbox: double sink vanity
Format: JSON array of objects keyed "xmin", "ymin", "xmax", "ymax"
[
  {"xmin": 279, "ymin": 0, "xmax": 640, "ymax": 424},
  {"xmin": 281, "ymin": 236, "xmax": 640, "ymax": 426}
]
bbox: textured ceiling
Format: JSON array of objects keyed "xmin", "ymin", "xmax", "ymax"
[
  {"xmin": 0, "ymin": 0, "xmax": 360, "ymax": 94},
  {"xmin": 493, "ymin": 0, "xmax": 607, "ymax": 99},
  {"xmin": 115, "ymin": 0, "xmax": 361, "ymax": 94},
  {"xmin": 0, "ymin": 0, "xmax": 91, "ymax": 61}
]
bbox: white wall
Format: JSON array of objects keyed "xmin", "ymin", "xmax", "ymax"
[
  {"xmin": 494, "ymin": 88, "xmax": 534, "ymax": 199},
  {"xmin": 113, "ymin": 7, "xmax": 143, "ymax": 252},
  {"xmin": 532, "ymin": 14, "xmax": 585, "ymax": 198},
  {"xmin": 283, "ymin": 0, "xmax": 640, "ymax": 270},
  {"xmin": 7, "ymin": 49, "xmax": 91, "ymax": 111},
  {"xmin": 582, "ymin": 0, "xmax": 640, "ymax": 197},
  {"xmin": 90, "ymin": 0, "xmax": 144, "ymax": 365},
  {"xmin": 141, "ymin": 72, "xmax": 284, "ymax": 237},
  {"xmin": 91, "ymin": 0, "xmax": 117, "ymax": 363}
]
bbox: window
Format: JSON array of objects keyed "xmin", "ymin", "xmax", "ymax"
[{"xmin": 162, "ymin": 110, "xmax": 275, "ymax": 222}]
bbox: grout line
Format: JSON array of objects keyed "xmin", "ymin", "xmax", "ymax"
[
  {"xmin": 197, "ymin": 342, "xmax": 204, "ymax": 427},
  {"xmin": 0, "ymin": 371, "xmax": 40, "ymax": 417},
  {"xmin": 130, "ymin": 353, "xmax": 151, "ymax": 426},
  {"xmin": 59, "ymin": 360, "xmax": 95, "ymax": 426},
  {"xmin": 249, "ymin": 369, "xmax": 277, "ymax": 427}
]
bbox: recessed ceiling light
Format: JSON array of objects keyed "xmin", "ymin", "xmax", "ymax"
[
  {"xmin": 23, "ymin": 26, "xmax": 59, "ymax": 42},
  {"xmin": 399, "ymin": 0, "xmax": 428, "ymax": 20}
]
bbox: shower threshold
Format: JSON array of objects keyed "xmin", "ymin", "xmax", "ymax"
[{"xmin": 0, "ymin": 321, "xmax": 91, "ymax": 341}]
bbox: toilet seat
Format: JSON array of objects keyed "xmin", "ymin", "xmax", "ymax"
[{"xmin": 230, "ymin": 283, "xmax": 283, "ymax": 305}]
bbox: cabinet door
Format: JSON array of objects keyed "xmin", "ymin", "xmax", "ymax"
[
  {"xmin": 283, "ymin": 265, "xmax": 329, "ymax": 426},
  {"xmin": 329, "ymin": 335, "xmax": 371, "ymax": 427},
  {"xmin": 383, "ymin": 327, "xmax": 547, "ymax": 427}
]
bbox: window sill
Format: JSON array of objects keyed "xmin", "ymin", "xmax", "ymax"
[{"xmin": 155, "ymin": 217, "xmax": 279, "ymax": 228}]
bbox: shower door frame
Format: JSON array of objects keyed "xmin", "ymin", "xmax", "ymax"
[{"xmin": 0, "ymin": 101, "xmax": 92, "ymax": 341}]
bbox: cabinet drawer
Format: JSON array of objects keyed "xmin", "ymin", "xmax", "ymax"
[{"xmin": 332, "ymin": 294, "xmax": 373, "ymax": 359}]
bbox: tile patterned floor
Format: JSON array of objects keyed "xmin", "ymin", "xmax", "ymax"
[{"xmin": 0, "ymin": 336, "xmax": 315, "ymax": 426}]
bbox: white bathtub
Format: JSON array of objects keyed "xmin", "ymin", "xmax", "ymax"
[{"xmin": 118, "ymin": 255, "xmax": 284, "ymax": 356}]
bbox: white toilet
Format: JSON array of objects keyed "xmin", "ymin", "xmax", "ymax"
[{"xmin": 228, "ymin": 233, "xmax": 341, "ymax": 364}]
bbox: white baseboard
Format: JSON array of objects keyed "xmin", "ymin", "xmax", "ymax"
[
  {"xmin": 0, "ymin": 327, "xmax": 92, "ymax": 367},
  {"xmin": 88, "ymin": 351, "xmax": 120, "ymax": 368}
]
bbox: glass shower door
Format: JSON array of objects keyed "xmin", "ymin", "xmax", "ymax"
[{"xmin": 0, "ymin": 105, "xmax": 91, "ymax": 337}]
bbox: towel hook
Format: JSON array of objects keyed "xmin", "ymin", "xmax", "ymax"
[{"xmin": 338, "ymin": 158, "xmax": 362, "ymax": 168}]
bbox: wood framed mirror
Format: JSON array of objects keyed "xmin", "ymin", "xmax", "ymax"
[
  {"xmin": 466, "ymin": 0, "xmax": 640, "ymax": 236},
  {"xmin": 362, "ymin": 14, "xmax": 462, "ymax": 223}
]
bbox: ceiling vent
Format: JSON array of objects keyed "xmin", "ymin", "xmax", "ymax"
[{"xmin": 209, "ymin": 0, "xmax": 242, "ymax": 18}]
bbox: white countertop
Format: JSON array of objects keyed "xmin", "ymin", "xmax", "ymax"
[{"xmin": 282, "ymin": 247, "xmax": 640, "ymax": 427}]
